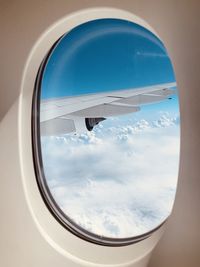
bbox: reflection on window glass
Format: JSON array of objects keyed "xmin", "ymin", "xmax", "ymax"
[{"xmin": 37, "ymin": 19, "xmax": 180, "ymax": 241}]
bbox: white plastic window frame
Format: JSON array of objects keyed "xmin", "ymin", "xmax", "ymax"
[{"xmin": 19, "ymin": 7, "xmax": 166, "ymax": 265}]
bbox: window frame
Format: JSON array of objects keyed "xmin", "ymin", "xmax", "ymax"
[{"xmin": 31, "ymin": 19, "xmax": 169, "ymax": 246}]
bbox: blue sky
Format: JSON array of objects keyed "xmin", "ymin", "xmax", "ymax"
[{"xmin": 41, "ymin": 18, "xmax": 176, "ymax": 105}]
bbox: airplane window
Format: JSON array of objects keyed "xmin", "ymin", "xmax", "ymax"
[{"xmin": 32, "ymin": 18, "xmax": 180, "ymax": 245}]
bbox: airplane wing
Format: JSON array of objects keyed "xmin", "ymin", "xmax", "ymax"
[{"xmin": 40, "ymin": 82, "xmax": 176, "ymax": 135}]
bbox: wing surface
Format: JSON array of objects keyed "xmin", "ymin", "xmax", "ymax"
[{"xmin": 40, "ymin": 82, "xmax": 176, "ymax": 135}]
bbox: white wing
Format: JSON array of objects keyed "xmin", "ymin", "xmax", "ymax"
[{"xmin": 40, "ymin": 82, "xmax": 176, "ymax": 135}]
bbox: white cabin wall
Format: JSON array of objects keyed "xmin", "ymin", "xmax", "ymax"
[{"xmin": 0, "ymin": 1, "xmax": 200, "ymax": 266}]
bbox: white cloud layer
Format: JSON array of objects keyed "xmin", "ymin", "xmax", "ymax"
[{"xmin": 41, "ymin": 114, "xmax": 180, "ymax": 238}]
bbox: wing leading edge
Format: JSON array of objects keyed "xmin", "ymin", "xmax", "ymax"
[{"xmin": 40, "ymin": 82, "xmax": 176, "ymax": 135}]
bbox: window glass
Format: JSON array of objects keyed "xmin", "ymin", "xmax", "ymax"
[{"xmin": 34, "ymin": 19, "xmax": 180, "ymax": 243}]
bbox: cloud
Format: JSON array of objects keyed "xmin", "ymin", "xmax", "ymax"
[
  {"xmin": 41, "ymin": 114, "xmax": 180, "ymax": 238},
  {"xmin": 152, "ymin": 114, "xmax": 178, "ymax": 128}
]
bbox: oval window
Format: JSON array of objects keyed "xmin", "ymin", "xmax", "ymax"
[{"xmin": 32, "ymin": 18, "xmax": 180, "ymax": 245}]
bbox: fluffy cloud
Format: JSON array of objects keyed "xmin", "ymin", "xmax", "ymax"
[{"xmin": 41, "ymin": 114, "xmax": 180, "ymax": 238}]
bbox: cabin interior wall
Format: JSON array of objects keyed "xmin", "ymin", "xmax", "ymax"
[{"xmin": 0, "ymin": 1, "xmax": 200, "ymax": 266}]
